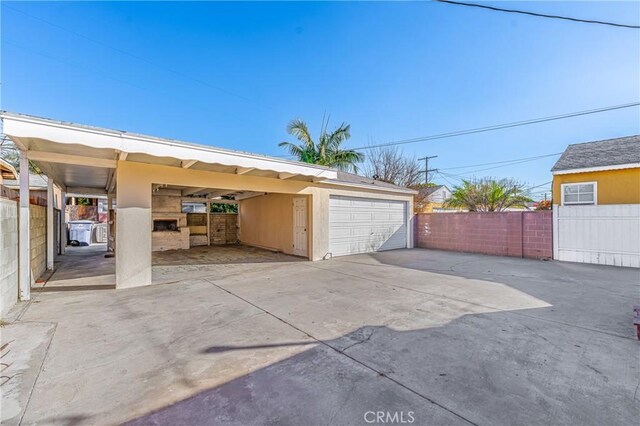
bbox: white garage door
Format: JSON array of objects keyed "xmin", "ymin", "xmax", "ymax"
[{"xmin": 329, "ymin": 195, "xmax": 408, "ymax": 257}]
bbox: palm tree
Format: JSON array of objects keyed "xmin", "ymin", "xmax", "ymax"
[
  {"xmin": 445, "ymin": 178, "xmax": 532, "ymax": 212},
  {"xmin": 278, "ymin": 117, "xmax": 364, "ymax": 172}
]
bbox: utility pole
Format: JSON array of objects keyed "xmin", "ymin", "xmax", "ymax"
[{"xmin": 418, "ymin": 155, "xmax": 438, "ymax": 184}]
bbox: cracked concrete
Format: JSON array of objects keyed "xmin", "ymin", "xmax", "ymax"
[{"xmin": 1, "ymin": 248, "xmax": 638, "ymax": 425}]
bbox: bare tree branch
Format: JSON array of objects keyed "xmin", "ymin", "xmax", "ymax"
[{"xmin": 363, "ymin": 145, "xmax": 422, "ymax": 187}]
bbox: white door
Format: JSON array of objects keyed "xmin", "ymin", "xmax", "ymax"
[
  {"xmin": 329, "ymin": 195, "xmax": 407, "ymax": 257},
  {"xmin": 293, "ymin": 197, "xmax": 308, "ymax": 257}
]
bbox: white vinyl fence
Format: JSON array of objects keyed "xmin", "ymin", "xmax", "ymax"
[{"xmin": 553, "ymin": 204, "xmax": 640, "ymax": 268}]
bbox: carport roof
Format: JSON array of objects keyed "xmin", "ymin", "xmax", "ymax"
[
  {"xmin": 1, "ymin": 111, "xmax": 416, "ymax": 196},
  {"xmin": 1, "ymin": 111, "xmax": 339, "ymax": 193}
]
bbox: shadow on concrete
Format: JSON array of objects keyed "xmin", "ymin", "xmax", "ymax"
[
  {"xmin": 203, "ymin": 341, "xmax": 312, "ymax": 354},
  {"xmin": 36, "ymin": 244, "xmax": 115, "ymax": 291},
  {"xmin": 17, "ymin": 249, "xmax": 640, "ymax": 425},
  {"xmin": 356, "ymin": 248, "xmax": 640, "ymax": 339},
  {"xmin": 123, "ymin": 314, "xmax": 639, "ymax": 426}
]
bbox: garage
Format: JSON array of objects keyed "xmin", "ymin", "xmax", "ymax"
[
  {"xmin": 329, "ymin": 195, "xmax": 408, "ymax": 257},
  {"xmin": 1, "ymin": 112, "xmax": 415, "ymax": 296}
]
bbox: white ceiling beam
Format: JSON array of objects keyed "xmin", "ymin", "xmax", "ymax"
[
  {"xmin": 25, "ymin": 160, "xmax": 67, "ymax": 192},
  {"xmin": 105, "ymin": 169, "xmax": 115, "ymax": 192},
  {"xmin": 182, "ymin": 187, "xmax": 208, "ymax": 197},
  {"xmin": 208, "ymin": 189, "xmax": 236, "ymax": 198},
  {"xmin": 182, "ymin": 197, "xmax": 238, "ymax": 204},
  {"xmin": 67, "ymin": 186, "xmax": 107, "ymax": 196},
  {"xmin": 278, "ymin": 172, "xmax": 296, "ymax": 180},
  {"xmin": 27, "ymin": 151, "xmax": 117, "ymax": 168},
  {"xmin": 181, "ymin": 160, "xmax": 198, "ymax": 169},
  {"xmin": 235, "ymin": 167, "xmax": 254, "ymax": 175},
  {"xmin": 234, "ymin": 191, "xmax": 266, "ymax": 201}
]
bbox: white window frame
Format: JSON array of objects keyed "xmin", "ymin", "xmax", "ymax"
[{"xmin": 561, "ymin": 181, "xmax": 597, "ymax": 206}]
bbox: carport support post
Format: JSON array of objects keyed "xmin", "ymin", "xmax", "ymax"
[
  {"xmin": 206, "ymin": 201, "xmax": 211, "ymax": 246},
  {"xmin": 60, "ymin": 191, "xmax": 67, "ymax": 255},
  {"xmin": 115, "ymin": 164, "xmax": 152, "ymax": 288},
  {"xmin": 106, "ymin": 195, "xmax": 113, "ymax": 254},
  {"xmin": 18, "ymin": 151, "xmax": 31, "ymax": 301},
  {"xmin": 47, "ymin": 177, "xmax": 54, "ymax": 270}
]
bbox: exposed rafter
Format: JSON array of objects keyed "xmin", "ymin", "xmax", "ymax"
[
  {"xmin": 34, "ymin": 163, "xmax": 67, "ymax": 193},
  {"xmin": 208, "ymin": 189, "xmax": 236, "ymax": 198},
  {"xmin": 67, "ymin": 186, "xmax": 107, "ymax": 196},
  {"xmin": 182, "ymin": 187, "xmax": 208, "ymax": 197},
  {"xmin": 278, "ymin": 172, "xmax": 296, "ymax": 180},
  {"xmin": 235, "ymin": 167, "xmax": 254, "ymax": 175},
  {"xmin": 181, "ymin": 160, "xmax": 198, "ymax": 169},
  {"xmin": 105, "ymin": 169, "xmax": 116, "ymax": 192},
  {"xmin": 27, "ymin": 151, "xmax": 117, "ymax": 168},
  {"xmin": 234, "ymin": 191, "xmax": 266, "ymax": 201}
]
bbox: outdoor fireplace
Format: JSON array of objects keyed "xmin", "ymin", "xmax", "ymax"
[
  {"xmin": 151, "ymin": 194, "xmax": 189, "ymax": 251},
  {"xmin": 153, "ymin": 219, "xmax": 178, "ymax": 232}
]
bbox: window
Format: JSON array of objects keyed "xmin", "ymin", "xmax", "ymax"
[{"xmin": 561, "ymin": 182, "xmax": 596, "ymax": 205}]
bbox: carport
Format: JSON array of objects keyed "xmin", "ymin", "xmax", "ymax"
[{"xmin": 1, "ymin": 112, "xmax": 415, "ymax": 299}]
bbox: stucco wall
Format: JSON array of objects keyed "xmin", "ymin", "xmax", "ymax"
[
  {"xmin": 115, "ymin": 161, "xmax": 414, "ymax": 288},
  {"xmin": 239, "ymin": 194, "xmax": 295, "ymax": 254},
  {"xmin": 1, "ymin": 198, "xmax": 18, "ymax": 318},
  {"xmin": 552, "ymin": 167, "xmax": 640, "ymax": 205},
  {"xmin": 30, "ymin": 204, "xmax": 47, "ymax": 280}
]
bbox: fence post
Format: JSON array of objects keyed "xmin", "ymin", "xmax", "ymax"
[
  {"xmin": 520, "ymin": 211, "xmax": 524, "ymax": 258},
  {"xmin": 552, "ymin": 204, "xmax": 559, "ymax": 260},
  {"xmin": 18, "ymin": 152, "xmax": 31, "ymax": 301}
]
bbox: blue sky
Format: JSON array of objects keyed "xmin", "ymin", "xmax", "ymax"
[{"xmin": 2, "ymin": 1, "xmax": 639, "ymax": 196}]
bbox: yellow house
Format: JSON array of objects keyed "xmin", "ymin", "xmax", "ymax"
[
  {"xmin": 551, "ymin": 135, "xmax": 640, "ymax": 268},
  {"xmin": 551, "ymin": 135, "xmax": 640, "ymax": 206}
]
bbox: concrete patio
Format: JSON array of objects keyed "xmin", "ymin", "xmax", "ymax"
[
  {"xmin": 33, "ymin": 244, "xmax": 115, "ymax": 291},
  {"xmin": 2, "ymin": 249, "xmax": 638, "ymax": 425}
]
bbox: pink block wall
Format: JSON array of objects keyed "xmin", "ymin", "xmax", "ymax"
[{"xmin": 414, "ymin": 211, "xmax": 552, "ymax": 259}]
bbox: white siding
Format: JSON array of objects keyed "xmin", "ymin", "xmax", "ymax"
[
  {"xmin": 429, "ymin": 187, "xmax": 451, "ymax": 204},
  {"xmin": 329, "ymin": 195, "xmax": 407, "ymax": 257},
  {"xmin": 555, "ymin": 204, "xmax": 640, "ymax": 267}
]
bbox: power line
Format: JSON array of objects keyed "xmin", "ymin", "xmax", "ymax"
[
  {"xmin": 439, "ymin": 152, "xmax": 562, "ymax": 171},
  {"xmin": 435, "ymin": 0, "xmax": 640, "ymax": 29},
  {"xmin": 444, "ymin": 156, "xmax": 559, "ymax": 177},
  {"xmin": 528, "ymin": 181, "xmax": 552, "ymax": 191},
  {"xmin": 351, "ymin": 102, "xmax": 640, "ymax": 151}
]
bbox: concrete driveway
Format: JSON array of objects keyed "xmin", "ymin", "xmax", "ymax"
[{"xmin": 2, "ymin": 249, "xmax": 639, "ymax": 425}]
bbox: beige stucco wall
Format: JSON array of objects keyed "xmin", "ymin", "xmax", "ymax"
[
  {"xmin": 1, "ymin": 198, "xmax": 18, "ymax": 318},
  {"xmin": 30, "ymin": 204, "xmax": 47, "ymax": 281},
  {"xmin": 239, "ymin": 193, "xmax": 296, "ymax": 255},
  {"xmin": 115, "ymin": 161, "xmax": 414, "ymax": 288}
]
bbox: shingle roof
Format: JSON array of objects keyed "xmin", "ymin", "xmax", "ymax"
[
  {"xmin": 3, "ymin": 173, "xmax": 48, "ymax": 189},
  {"xmin": 334, "ymin": 171, "xmax": 416, "ymax": 192},
  {"xmin": 551, "ymin": 135, "xmax": 640, "ymax": 172},
  {"xmin": 423, "ymin": 185, "xmax": 444, "ymax": 196}
]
